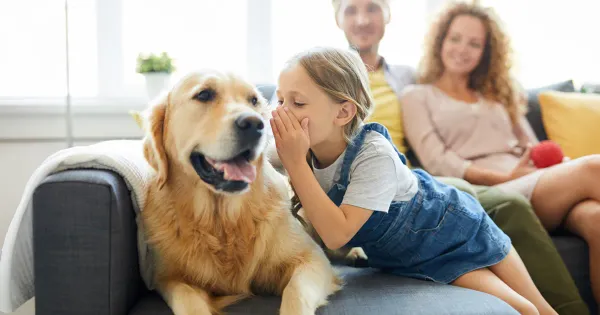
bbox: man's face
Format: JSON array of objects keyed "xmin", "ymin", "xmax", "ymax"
[{"xmin": 336, "ymin": 0, "xmax": 388, "ymax": 53}]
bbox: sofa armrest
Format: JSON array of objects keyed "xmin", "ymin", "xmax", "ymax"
[{"xmin": 33, "ymin": 169, "xmax": 143, "ymax": 315}]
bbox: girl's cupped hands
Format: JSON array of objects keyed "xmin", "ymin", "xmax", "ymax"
[{"xmin": 270, "ymin": 107, "xmax": 310, "ymax": 169}]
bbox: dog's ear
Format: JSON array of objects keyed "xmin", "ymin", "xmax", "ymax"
[{"xmin": 142, "ymin": 94, "xmax": 170, "ymax": 189}]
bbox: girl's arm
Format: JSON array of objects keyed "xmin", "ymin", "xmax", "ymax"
[
  {"xmin": 270, "ymin": 107, "xmax": 390, "ymax": 250},
  {"xmin": 286, "ymin": 162, "xmax": 373, "ymax": 250}
]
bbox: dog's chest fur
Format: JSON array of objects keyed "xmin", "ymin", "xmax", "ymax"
[{"xmin": 143, "ymin": 183, "xmax": 300, "ymax": 296}]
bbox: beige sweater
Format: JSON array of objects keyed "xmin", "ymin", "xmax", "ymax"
[{"xmin": 401, "ymin": 84, "xmax": 538, "ymax": 178}]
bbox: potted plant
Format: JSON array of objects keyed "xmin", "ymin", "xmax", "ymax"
[{"xmin": 136, "ymin": 52, "xmax": 175, "ymax": 99}]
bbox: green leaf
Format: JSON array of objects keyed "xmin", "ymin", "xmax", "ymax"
[{"xmin": 136, "ymin": 52, "xmax": 175, "ymax": 74}]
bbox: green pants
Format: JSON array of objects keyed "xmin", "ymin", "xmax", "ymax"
[{"xmin": 437, "ymin": 177, "xmax": 589, "ymax": 315}]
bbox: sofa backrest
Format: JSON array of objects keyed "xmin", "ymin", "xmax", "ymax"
[
  {"xmin": 525, "ymin": 80, "xmax": 576, "ymax": 142},
  {"xmin": 256, "ymin": 80, "xmax": 578, "ymax": 169},
  {"xmin": 257, "ymin": 84, "xmax": 276, "ymax": 103}
]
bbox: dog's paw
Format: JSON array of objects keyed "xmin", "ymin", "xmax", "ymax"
[{"xmin": 346, "ymin": 247, "xmax": 367, "ymax": 261}]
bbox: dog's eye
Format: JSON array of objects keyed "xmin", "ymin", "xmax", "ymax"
[
  {"xmin": 249, "ymin": 96, "xmax": 258, "ymax": 106},
  {"xmin": 194, "ymin": 89, "xmax": 216, "ymax": 102}
]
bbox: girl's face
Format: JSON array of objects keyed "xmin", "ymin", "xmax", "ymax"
[
  {"xmin": 275, "ymin": 64, "xmax": 344, "ymax": 147},
  {"xmin": 440, "ymin": 14, "xmax": 486, "ymax": 77}
]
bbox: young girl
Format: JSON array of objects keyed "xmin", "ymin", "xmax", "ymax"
[{"xmin": 270, "ymin": 46, "xmax": 556, "ymax": 315}]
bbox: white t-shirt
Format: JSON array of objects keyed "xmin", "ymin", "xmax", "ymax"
[{"xmin": 312, "ymin": 131, "xmax": 419, "ymax": 213}]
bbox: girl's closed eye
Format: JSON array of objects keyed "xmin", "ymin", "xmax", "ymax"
[{"xmin": 277, "ymin": 99, "xmax": 305, "ymax": 107}]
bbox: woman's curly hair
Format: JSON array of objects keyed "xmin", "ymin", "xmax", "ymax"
[{"xmin": 418, "ymin": 2, "xmax": 525, "ymax": 125}]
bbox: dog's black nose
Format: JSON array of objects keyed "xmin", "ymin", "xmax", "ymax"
[
  {"xmin": 235, "ymin": 113, "xmax": 264, "ymax": 144},
  {"xmin": 235, "ymin": 113, "xmax": 264, "ymax": 131}
]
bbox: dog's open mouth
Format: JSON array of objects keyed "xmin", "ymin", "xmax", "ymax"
[
  {"xmin": 205, "ymin": 151, "xmax": 256, "ymax": 183},
  {"xmin": 190, "ymin": 150, "xmax": 257, "ymax": 193}
]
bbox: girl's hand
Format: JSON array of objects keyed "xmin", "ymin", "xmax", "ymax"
[{"xmin": 270, "ymin": 107, "xmax": 310, "ymax": 170}]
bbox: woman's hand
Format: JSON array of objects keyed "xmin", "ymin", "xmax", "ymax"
[
  {"xmin": 270, "ymin": 107, "xmax": 310, "ymax": 171},
  {"xmin": 507, "ymin": 147, "xmax": 538, "ymax": 181}
]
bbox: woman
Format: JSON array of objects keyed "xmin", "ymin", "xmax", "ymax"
[{"xmin": 401, "ymin": 1, "xmax": 600, "ymax": 305}]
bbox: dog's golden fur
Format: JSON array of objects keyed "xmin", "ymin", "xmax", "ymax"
[{"xmin": 140, "ymin": 71, "xmax": 341, "ymax": 315}]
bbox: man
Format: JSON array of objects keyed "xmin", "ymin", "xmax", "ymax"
[{"xmin": 332, "ymin": 0, "xmax": 588, "ymax": 314}]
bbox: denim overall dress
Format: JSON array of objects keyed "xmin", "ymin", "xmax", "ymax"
[{"xmin": 327, "ymin": 122, "xmax": 512, "ymax": 284}]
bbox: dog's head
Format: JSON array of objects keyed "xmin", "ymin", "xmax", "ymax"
[{"xmin": 142, "ymin": 70, "xmax": 269, "ymax": 194}]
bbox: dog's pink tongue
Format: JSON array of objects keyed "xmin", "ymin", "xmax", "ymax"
[{"xmin": 223, "ymin": 159, "xmax": 256, "ymax": 183}]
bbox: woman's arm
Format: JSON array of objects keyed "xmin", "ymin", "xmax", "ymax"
[
  {"xmin": 514, "ymin": 115, "xmax": 540, "ymax": 148},
  {"xmin": 401, "ymin": 87, "xmax": 536, "ymax": 185},
  {"xmin": 464, "ymin": 153, "xmax": 536, "ymax": 186},
  {"xmin": 286, "ymin": 161, "xmax": 373, "ymax": 250},
  {"xmin": 463, "ymin": 165, "xmax": 511, "ymax": 186},
  {"xmin": 401, "ymin": 86, "xmax": 472, "ymax": 178}
]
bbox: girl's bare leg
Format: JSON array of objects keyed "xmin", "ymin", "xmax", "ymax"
[
  {"xmin": 488, "ymin": 247, "xmax": 557, "ymax": 315},
  {"xmin": 452, "ymin": 268, "xmax": 538, "ymax": 315},
  {"xmin": 453, "ymin": 247, "xmax": 556, "ymax": 315}
]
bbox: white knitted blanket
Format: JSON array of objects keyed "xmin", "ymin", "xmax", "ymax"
[{"xmin": 0, "ymin": 140, "xmax": 156, "ymax": 313}]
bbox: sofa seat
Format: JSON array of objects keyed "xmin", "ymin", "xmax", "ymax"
[{"xmin": 130, "ymin": 266, "xmax": 518, "ymax": 315}]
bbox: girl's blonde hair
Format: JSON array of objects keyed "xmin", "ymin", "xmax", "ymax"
[
  {"xmin": 283, "ymin": 46, "xmax": 374, "ymax": 225},
  {"xmin": 418, "ymin": 2, "xmax": 525, "ymax": 125},
  {"xmin": 284, "ymin": 46, "xmax": 374, "ymax": 143}
]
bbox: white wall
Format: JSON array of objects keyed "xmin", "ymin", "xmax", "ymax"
[
  {"xmin": 0, "ymin": 106, "xmax": 144, "ymax": 315},
  {"xmin": 0, "ymin": 142, "xmax": 66, "ymax": 315}
]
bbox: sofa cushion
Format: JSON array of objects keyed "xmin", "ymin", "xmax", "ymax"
[
  {"xmin": 129, "ymin": 266, "xmax": 517, "ymax": 315},
  {"xmin": 538, "ymin": 91, "xmax": 600, "ymax": 159},
  {"xmin": 525, "ymin": 80, "xmax": 576, "ymax": 141}
]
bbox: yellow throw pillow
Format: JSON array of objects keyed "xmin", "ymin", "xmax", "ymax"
[{"xmin": 539, "ymin": 91, "xmax": 600, "ymax": 159}]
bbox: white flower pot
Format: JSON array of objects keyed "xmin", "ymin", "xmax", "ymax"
[{"xmin": 143, "ymin": 72, "xmax": 171, "ymax": 100}]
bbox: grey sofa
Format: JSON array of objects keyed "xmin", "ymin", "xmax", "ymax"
[{"xmin": 31, "ymin": 84, "xmax": 596, "ymax": 315}]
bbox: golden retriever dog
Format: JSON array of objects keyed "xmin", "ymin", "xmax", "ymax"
[{"xmin": 139, "ymin": 70, "xmax": 341, "ymax": 315}]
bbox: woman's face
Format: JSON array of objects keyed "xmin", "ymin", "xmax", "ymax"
[
  {"xmin": 440, "ymin": 14, "xmax": 487, "ymax": 77},
  {"xmin": 337, "ymin": 0, "xmax": 387, "ymax": 53}
]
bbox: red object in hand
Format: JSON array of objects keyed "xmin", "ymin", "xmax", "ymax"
[{"xmin": 530, "ymin": 140, "xmax": 564, "ymax": 168}]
